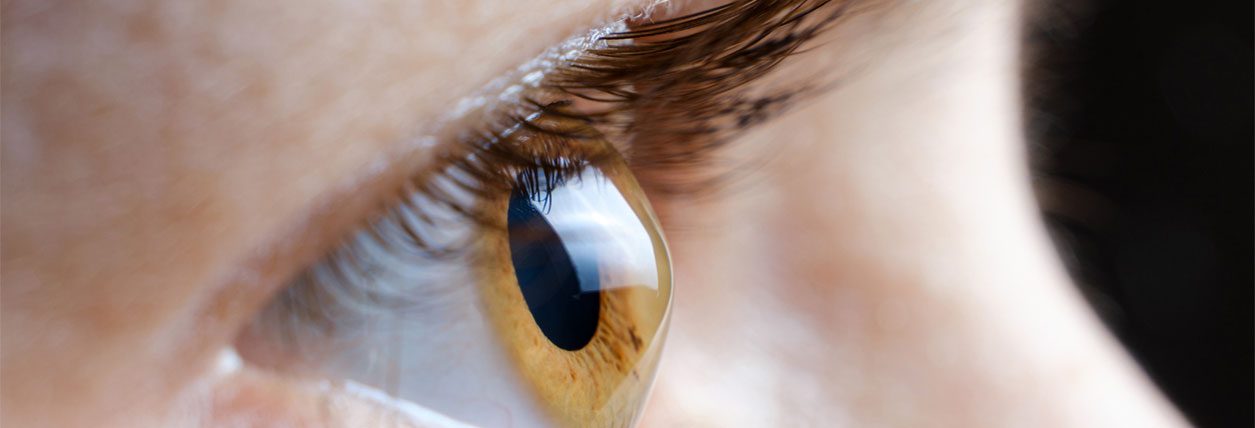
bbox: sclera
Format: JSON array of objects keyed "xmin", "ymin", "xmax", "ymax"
[{"xmin": 473, "ymin": 148, "xmax": 673, "ymax": 427}]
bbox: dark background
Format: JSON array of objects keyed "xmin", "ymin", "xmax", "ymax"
[{"xmin": 1024, "ymin": 0, "xmax": 1252, "ymax": 426}]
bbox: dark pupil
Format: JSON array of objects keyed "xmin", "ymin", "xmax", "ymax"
[{"xmin": 506, "ymin": 187, "xmax": 600, "ymax": 351}]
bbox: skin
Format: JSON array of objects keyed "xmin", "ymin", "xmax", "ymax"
[{"xmin": 1, "ymin": 0, "xmax": 1185, "ymax": 426}]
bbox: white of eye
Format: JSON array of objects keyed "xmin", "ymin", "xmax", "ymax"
[{"xmin": 290, "ymin": 167, "xmax": 662, "ymax": 428}]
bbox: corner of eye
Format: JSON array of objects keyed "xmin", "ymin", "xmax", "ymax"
[{"xmin": 201, "ymin": 348, "xmax": 472, "ymax": 428}]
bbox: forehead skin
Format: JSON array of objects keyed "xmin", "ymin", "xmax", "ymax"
[{"xmin": 2, "ymin": 0, "xmax": 626, "ymax": 425}]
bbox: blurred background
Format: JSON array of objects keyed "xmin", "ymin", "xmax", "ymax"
[{"xmin": 1024, "ymin": 0, "xmax": 1252, "ymax": 426}]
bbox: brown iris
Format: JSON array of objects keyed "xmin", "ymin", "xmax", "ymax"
[{"xmin": 474, "ymin": 146, "xmax": 672, "ymax": 427}]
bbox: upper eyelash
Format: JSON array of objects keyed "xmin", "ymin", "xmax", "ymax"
[
  {"xmin": 269, "ymin": 0, "xmax": 853, "ymax": 329},
  {"xmin": 551, "ymin": 0, "xmax": 852, "ymax": 190},
  {"xmin": 377, "ymin": 0, "xmax": 850, "ymax": 252}
]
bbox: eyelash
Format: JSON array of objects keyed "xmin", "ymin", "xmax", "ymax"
[{"xmin": 279, "ymin": 0, "xmax": 850, "ymax": 314}]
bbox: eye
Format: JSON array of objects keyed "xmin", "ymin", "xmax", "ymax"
[
  {"xmin": 236, "ymin": 129, "xmax": 671, "ymax": 427},
  {"xmin": 478, "ymin": 160, "xmax": 672, "ymax": 426},
  {"xmin": 235, "ymin": 1, "xmax": 840, "ymax": 425}
]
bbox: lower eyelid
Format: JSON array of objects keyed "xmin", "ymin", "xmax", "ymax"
[
  {"xmin": 211, "ymin": 359, "xmax": 476, "ymax": 428},
  {"xmin": 243, "ymin": 243, "xmax": 559, "ymax": 425}
]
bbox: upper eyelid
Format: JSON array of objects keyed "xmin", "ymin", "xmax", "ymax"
[
  {"xmin": 278, "ymin": 0, "xmax": 852, "ymax": 291},
  {"xmin": 219, "ymin": 3, "xmax": 667, "ymax": 306},
  {"xmin": 411, "ymin": 0, "xmax": 853, "ymax": 204},
  {"xmin": 206, "ymin": 1, "xmax": 856, "ymax": 348},
  {"xmin": 414, "ymin": 0, "xmax": 851, "ymax": 236}
]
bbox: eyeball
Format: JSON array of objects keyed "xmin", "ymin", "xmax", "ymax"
[
  {"xmin": 475, "ymin": 157, "xmax": 673, "ymax": 427},
  {"xmin": 237, "ymin": 144, "xmax": 672, "ymax": 428}
]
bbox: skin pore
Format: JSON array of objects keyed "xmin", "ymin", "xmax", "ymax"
[{"xmin": 2, "ymin": 0, "xmax": 1184, "ymax": 426}]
